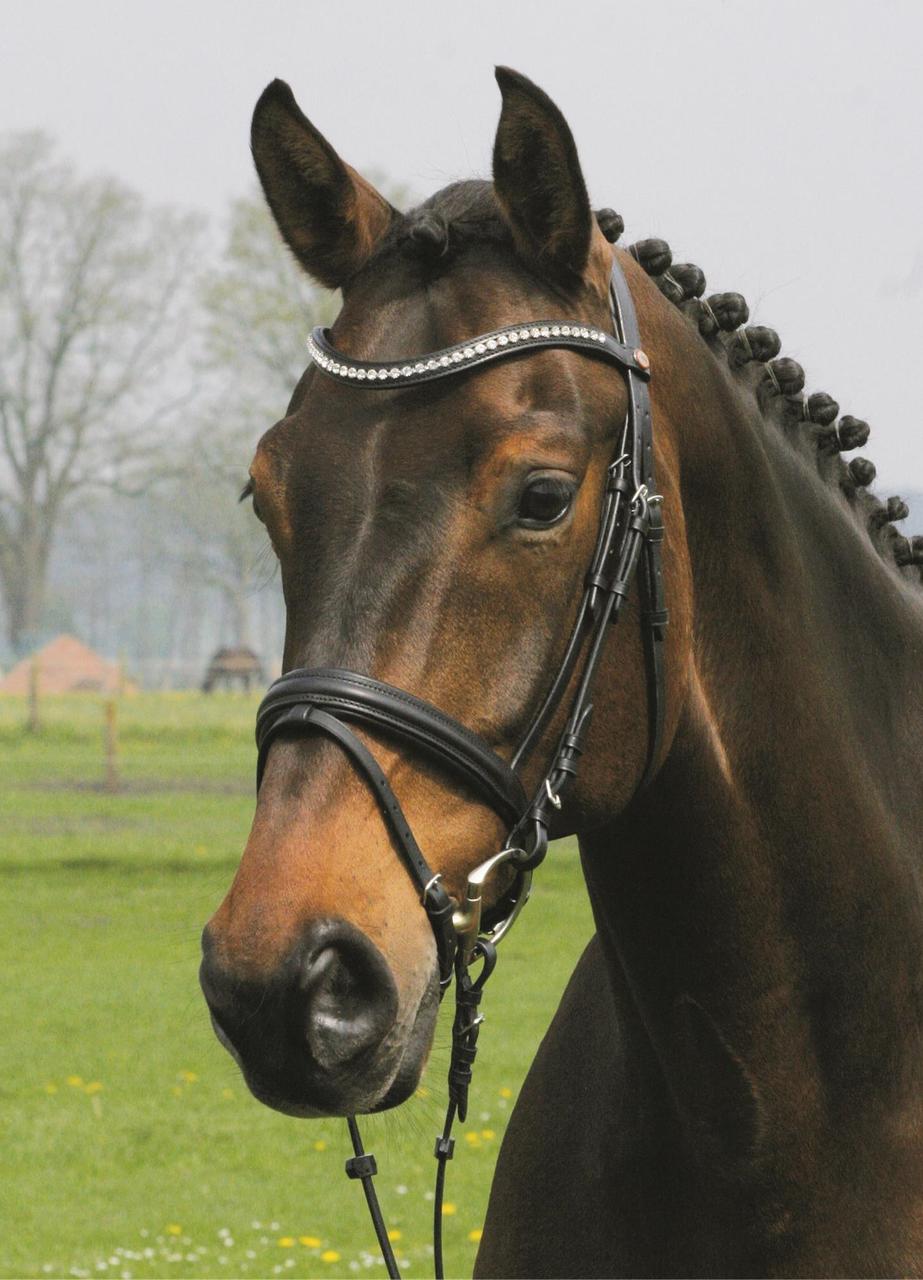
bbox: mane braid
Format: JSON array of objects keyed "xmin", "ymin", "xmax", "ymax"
[{"xmin": 621, "ymin": 224, "xmax": 923, "ymax": 586}]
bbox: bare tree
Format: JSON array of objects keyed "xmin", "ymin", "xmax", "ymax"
[
  {"xmin": 200, "ymin": 190, "xmax": 335, "ymax": 419},
  {"xmin": 0, "ymin": 131, "xmax": 203, "ymax": 653},
  {"xmin": 186, "ymin": 193, "xmax": 333, "ymax": 660},
  {"xmin": 172, "ymin": 446, "xmax": 271, "ymax": 652}
]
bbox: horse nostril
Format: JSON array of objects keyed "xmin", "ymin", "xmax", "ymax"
[{"xmin": 300, "ymin": 929, "xmax": 399, "ymax": 1070}]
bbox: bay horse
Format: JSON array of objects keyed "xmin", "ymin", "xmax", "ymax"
[{"xmin": 200, "ymin": 67, "xmax": 923, "ymax": 1277}]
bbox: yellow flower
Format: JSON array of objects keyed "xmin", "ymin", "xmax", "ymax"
[
  {"xmin": 441, "ymin": 1203, "xmax": 456, "ymax": 1216},
  {"xmin": 278, "ymin": 1238, "xmax": 295, "ymax": 1248},
  {"xmin": 85, "ymin": 1082, "xmax": 103, "ymax": 1095},
  {"xmin": 499, "ymin": 1087, "xmax": 512, "ymax": 1099},
  {"xmin": 66, "ymin": 1075, "xmax": 84, "ymax": 1088},
  {"xmin": 299, "ymin": 1236, "xmax": 321, "ymax": 1248},
  {"xmin": 480, "ymin": 1129, "xmax": 495, "ymax": 1140},
  {"xmin": 43, "ymin": 1083, "xmax": 58, "ymax": 1095},
  {"xmin": 312, "ymin": 1139, "xmax": 327, "ymax": 1152},
  {"xmin": 468, "ymin": 1229, "xmax": 483, "ymax": 1243},
  {"xmin": 387, "ymin": 1229, "xmax": 402, "ymax": 1242},
  {"xmin": 166, "ymin": 1225, "xmax": 182, "ymax": 1236},
  {"xmin": 464, "ymin": 1132, "xmax": 480, "ymax": 1145},
  {"xmin": 321, "ymin": 1250, "xmax": 341, "ymax": 1263},
  {"xmin": 415, "ymin": 1085, "xmax": 430, "ymax": 1099},
  {"xmin": 179, "ymin": 1070, "xmax": 199, "ymax": 1084}
]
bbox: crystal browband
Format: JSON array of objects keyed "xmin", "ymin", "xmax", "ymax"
[{"xmin": 306, "ymin": 321, "xmax": 651, "ymax": 388}]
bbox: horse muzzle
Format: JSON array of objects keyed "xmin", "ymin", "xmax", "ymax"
[{"xmin": 199, "ymin": 917, "xmax": 430, "ymax": 1116}]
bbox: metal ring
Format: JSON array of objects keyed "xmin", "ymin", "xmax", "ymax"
[{"xmin": 544, "ymin": 779, "xmax": 562, "ymax": 810}]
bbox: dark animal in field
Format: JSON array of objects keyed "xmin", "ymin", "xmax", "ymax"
[
  {"xmin": 200, "ymin": 67, "xmax": 923, "ymax": 1276},
  {"xmin": 201, "ymin": 646, "xmax": 264, "ymax": 693}
]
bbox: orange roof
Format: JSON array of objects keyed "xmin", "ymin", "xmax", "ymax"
[{"xmin": 0, "ymin": 634, "xmax": 128, "ymax": 695}]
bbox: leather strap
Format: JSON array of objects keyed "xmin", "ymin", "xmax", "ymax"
[
  {"xmin": 609, "ymin": 264, "xmax": 668, "ymax": 786},
  {"xmin": 257, "ymin": 703, "xmax": 456, "ymax": 989},
  {"xmin": 639, "ymin": 498, "xmax": 668, "ymax": 788},
  {"xmin": 512, "ymin": 261, "xmax": 666, "ymax": 803},
  {"xmin": 257, "ymin": 668, "xmax": 527, "ymax": 826}
]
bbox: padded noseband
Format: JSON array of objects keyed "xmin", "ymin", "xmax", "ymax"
[{"xmin": 257, "ymin": 669, "xmax": 527, "ymax": 824}]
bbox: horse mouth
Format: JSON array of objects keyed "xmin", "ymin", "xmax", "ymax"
[{"xmin": 207, "ymin": 979, "xmax": 440, "ymax": 1119}]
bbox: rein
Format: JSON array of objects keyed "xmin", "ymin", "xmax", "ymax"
[{"xmin": 254, "ymin": 255, "xmax": 666, "ymax": 1277}]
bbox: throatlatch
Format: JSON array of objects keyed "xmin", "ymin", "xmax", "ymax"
[{"xmin": 254, "ymin": 253, "xmax": 667, "ymax": 1279}]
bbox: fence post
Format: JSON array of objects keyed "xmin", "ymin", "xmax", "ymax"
[
  {"xmin": 27, "ymin": 655, "xmax": 41, "ymax": 733},
  {"xmin": 103, "ymin": 698, "xmax": 121, "ymax": 793}
]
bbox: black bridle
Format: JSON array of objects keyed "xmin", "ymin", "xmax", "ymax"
[{"xmin": 254, "ymin": 254, "xmax": 667, "ymax": 1277}]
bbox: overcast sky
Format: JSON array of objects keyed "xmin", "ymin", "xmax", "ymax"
[{"xmin": 5, "ymin": 0, "xmax": 923, "ymax": 495}]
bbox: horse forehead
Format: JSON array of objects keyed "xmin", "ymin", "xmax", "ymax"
[
  {"xmin": 331, "ymin": 242, "xmax": 616, "ymax": 386},
  {"xmin": 279, "ymin": 351, "xmax": 586, "ymax": 466},
  {"xmin": 260, "ymin": 255, "xmax": 614, "ymax": 503}
]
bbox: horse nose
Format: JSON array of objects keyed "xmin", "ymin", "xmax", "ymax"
[
  {"xmin": 200, "ymin": 919, "xmax": 399, "ymax": 1079},
  {"xmin": 299, "ymin": 923, "xmax": 399, "ymax": 1068}
]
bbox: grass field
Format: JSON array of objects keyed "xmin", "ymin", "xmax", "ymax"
[{"xmin": 0, "ymin": 693, "xmax": 594, "ymax": 1280}]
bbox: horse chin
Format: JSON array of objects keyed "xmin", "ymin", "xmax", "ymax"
[
  {"xmin": 369, "ymin": 983, "xmax": 441, "ymax": 1112},
  {"xmin": 212, "ymin": 972, "xmax": 441, "ymax": 1119}
]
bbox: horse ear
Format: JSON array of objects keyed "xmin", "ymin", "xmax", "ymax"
[
  {"xmin": 492, "ymin": 67, "xmax": 597, "ymax": 289},
  {"xmin": 251, "ymin": 80, "xmax": 397, "ymax": 290}
]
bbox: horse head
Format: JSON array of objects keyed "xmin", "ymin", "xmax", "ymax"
[{"xmin": 200, "ymin": 68, "xmax": 691, "ymax": 1119}]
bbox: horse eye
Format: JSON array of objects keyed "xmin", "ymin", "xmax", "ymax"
[
  {"xmin": 516, "ymin": 477, "xmax": 575, "ymax": 528},
  {"xmin": 239, "ymin": 478, "xmax": 264, "ymax": 523}
]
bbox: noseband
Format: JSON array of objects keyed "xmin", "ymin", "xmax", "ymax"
[{"xmin": 254, "ymin": 255, "xmax": 667, "ymax": 1277}]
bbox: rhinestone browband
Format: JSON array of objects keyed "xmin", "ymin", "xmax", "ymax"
[{"xmin": 306, "ymin": 321, "xmax": 651, "ymax": 388}]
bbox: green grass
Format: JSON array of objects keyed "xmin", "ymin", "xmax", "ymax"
[{"xmin": 0, "ymin": 694, "xmax": 593, "ymax": 1280}]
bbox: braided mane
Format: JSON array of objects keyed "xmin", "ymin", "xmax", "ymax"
[
  {"xmin": 399, "ymin": 183, "xmax": 921, "ymax": 585},
  {"xmin": 607, "ymin": 219, "xmax": 923, "ymax": 585}
]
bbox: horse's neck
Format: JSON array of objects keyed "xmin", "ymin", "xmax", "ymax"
[{"xmin": 581, "ymin": 347, "xmax": 923, "ymax": 1184}]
